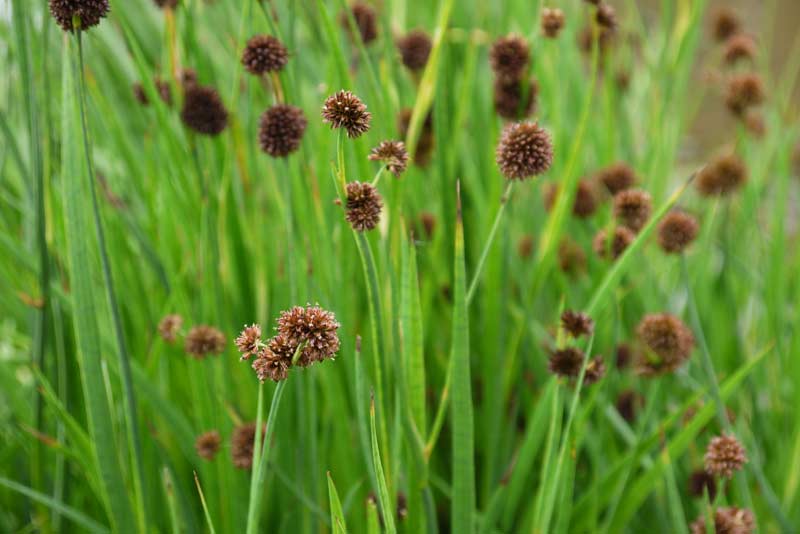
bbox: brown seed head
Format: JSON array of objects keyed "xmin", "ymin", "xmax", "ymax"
[
  {"xmin": 636, "ymin": 313, "xmax": 694, "ymax": 373},
  {"xmin": 235, "ymin": 324, "xmax": 262, "ymax": 360},
  {"xmin": 596, "ymin": 162, "xmax": 637, "ymax": 195},
  {"xmin": 185, "ymin": 325, "xmax": 226, "ymax": 358},
  {"xmin": 558, "ymin": 239, "xmax": 587, "ymax": 275},
  {"xmin": 725, "ymin": 73, "xmax": 765, "ymax": 116},
  {"xmin": 493, "ymin": 77, "xmax": 537, "ymax": 120},
  {"xmin": 584, "ymin": 357, "xmax": 606, "ymax": 385},
  {"xmin": 258, "ymin": 104, "xmax": 307, "ymax": 157},
  {"xmin": 560, "ymin": 310, "xmax": 594, "ymax": 338},
  {"xmin": 613, "ymin": 189, "xmax": 652, "ymax": 232},
  {"xmin": 595, "ymin": 3, "xmax": 617, "ymax": 29},
  {"xmin": 690, "ymin": 507, "xmax": 755, "ymax": 534},
  {"xmin": 179, "ymin": 68, "xmax": 198, "ymax": 88},
  {"xmin": 592, "ymin": 226, "xmax": 635, "ymax": 260},
  {"xmin": 158, "ymin": 314, "xmax": 183, "ymax": 344},
  {"xmin": 419, "ymin": 211, "xmax": 437, "ymax": 239},
  {"xmin": 195, "ymin": 430, "xmax": 221, "ymax": 460},
  {"xmin": 518, "ymin": 235, "xmax": 534, "ymax": 259},
  {"xmin": 615, "ymin": 343, "xmax": 634, "ymax": 369},
  {"xmin": 277, "ymin": 305, "xmax": 341, "ymax": 366},
  {"xmin": 252, "ymin": 345, "xmax": 290, "ymax": 382},
  {"xmin": 615, "ymin": 390, "xmax": 642, "ymax": 424},
  {"xmin": 712, "ymin": 8, "xmax": 741, "ymax": 43},
  {"xmin": 544, "ymin": 180, "xmax": 598, "ymax": 218},
  {"xmin": 241, "ymin": 35, "xmax": 289, "ymax": 75},
  {"xmin": 697, "ymin": 153, "xmax": 748, "ymax": 196},
  {"xmin": 724, "ymin": 34, "xmax": 757, "ymax": 65},
  {"xmin": 658, "ymin": 211, "xmax": 699, "ymax": 254},
  {"xmin": 49, "ymin": 0, "xmax": 109, "ymax": 32},
  {"xmin": 231, "ymin": 423, "xmax": 264, "ymax": 469},
  {"xmin": 396, "ymin": 492, "xmax": 408, "ymax": 522},
  {"xmin": 489, "ymin": 35, "xmax": 530, "ymax": 81},
  {"xmin": 397, "ymin": 30, "xmax": 432, "ymax": 71},
  {"xmin": 369, "ymin": 140, "xmax": 409, "ymax": 176},
  {"xmin": 181, "ymin": 85, "xmax": 228, "ymax": 136},
  {"xmin": 322, "ymin": 90, "xmax": 372, "ymax": 138},
  {"xmin": 496, "ymin": 121, "xmax": 554, "ymax": 180},
  {"xmin": 345, "ymin": 181, "xmax": 383, "ymax": 232},
  {"xmin": 705, "ymin": 434, "xmax": 747, "ymax": 478},
  {"xmin": 341, "ymin": 2, "xmax": 378, "ymax": 45},
  {"xmin": 541, "ymin": 8, "xmax": 565, "ymax": 38},
  {"xmin": 687, "ymin": 469, "xmax": 717, "ymax": 500},
  {"xmin": 548, "ymin": 347, "xmax": 584, "ymax": 379}
]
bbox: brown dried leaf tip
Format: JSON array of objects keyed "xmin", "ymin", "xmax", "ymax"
[
  {"xmin": 345, "ymin": 181, "xmax": 383, "ymax": 232},
  {"xmin": 496, "ymin": 121, "xmax": 554, "ymax": 180},
  {"xmin": 489, "ymin": 35, "xmax": 530, "ymax": 81},
  {"xmin": 704, "ymin": 434, "xmax": 747, "ymax": 478},
  {"xmin": 397, "ymin": 30, "xmax": 432, "ymax": 72},
  {"xmin": 687, "ymin": 469, "xmax": 717, "ymax": 500},
  {"xmin": 195, "ymin": 430, "xmax": 221, "ymax": 460},
  {"xmin": 369, "ymin": 141, "xmax": 409, "ymax": 177},
  {"xmin": 697, "ymin": 153, "xmax": 747, "ymax": 196},
  {"xmin": 242, "ymin": 35, "xmax": 289, "ymax": 75},
  {"xmin": 50, "ymin": 0, "xmax": 109, "ymax": 32},
  {"xmin": 636, "ymin": 313, "xmax": 694, "ymax": 374},
  {"xmin": 541, "ymin": 8, "xmax": 565, "ymax": 39},
  {"xmin": 658, "ymin": 211, "xmax": 699, "ymax": 254},
  {"xmin": 231, "ymin": 423, "xmax": 264, "ymax": 469},
  {"xmin": 158, "ymin": 314, "xmax": 183, "ymax": 344},
  {"xmin": 185, "ymin": 325, "xmax": 226, "ymax": 359},
  {"xmin": 613, "ymin": 189, "xmax": 652, "ymax": 233},
  {"xmin": 340, "ymin": 2, "xmax": 378, "ymax": 45},
  {"xmin": 725, "ymin": 73, "xmax": 765, "ymax": 116},
  {"xmin": 689, "ymin": 507, "xmax": 754, "ymax": 534},
  {"xmin": 322, "ymin": 90, "xmax": 372, "ymax": 138},
  {"xmin": 596, "ymin": 162, "xmax": 637, "ymax": 195},
  {"xmin": 277, "ymin": 305, "xmax": 341, "ymax": 366},
  {"xmin": 711, "ymin": 8, "xmax": 741, "ymax": 43},
  {"xmin": 592, "ymin": 226, "xmax": 635, "ymax": 261},
  {"xmin": 181, "ymin": 85, "xmax": 229, "ymax": 136},
  {"xmin": 234, "ymin": 324, "xmax": 262, "ymax": 360},
  {"xmin": 258, "ymin": 104, "xmax": 307, "ymax": 157},
  {"xmin": 560, "ymin": 310, "xmax": 594, "ymax": 338}
]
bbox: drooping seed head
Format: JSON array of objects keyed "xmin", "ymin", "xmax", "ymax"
[
  {"xmin": 158, "ymin": 314, "xmax": 183, "ymax": 344},
  {"xmin": 560, "ymin": 310, "xmax": 594, "ymax": 338},
  {"xmin": 258, "ymin": 104, "xmax": 307, "ymax": 157},
  {"xmin": 185, "ymin": 325, "xmax": 226, "ymax": 358},
  {"xmin": 687, "ymin": 469, "xmax": 717, "ymax": 500},
  {"xmin": 592, "ymin": 226, "xmax": 635, "ymax": 260},
  {"xmin": 548, "ymin": 347, "xmax": 584, "ymax": 379},
  {"xmin": 322, "ymin": 90, "xmax": 372, "ymax": 138},
  {"xmin": 711, "ymin": 8, "xmax": 741, "ymax": 42},
  {"xmin": 345, "ymin": 182, "xmax": 383, "ymax": 232},
  {"xmin": 340, "ymin": 2, "xmax": 378, "ymax": 45},
  {"xmin": 595, "ymin": 3, "xmax": 617, "ymax": 29},
  {"xmin": 613, "ymin": 189, "xmax": 652, "ymax": 232},
  {"xmin": 235, "ymin": 324, "xmax": 262, "ymax": 360},
  {"xmin": 724, "ymin": 34, "xmax": 757, "ymax": 65},
  {"xmin": 697, "ymin": 153, "xmax": 748, "ymax": 196},
  {"xmin": 489, "ymin": 35, "xmax": 530, "ymax": 81},
  {"xmin": 658, "ymin": 211, "xmax": 699, "ymax": 254},
  {"xmin": 725, "ymin": 73, "xmax": 765, "ymax": 116},
  {"xmin": 195, "ymin": 430, "xmax": 221, "ymax": 460},
  {"xmin": 276, "ymin": 305, "xmax": 341, "ymax": 366},
  {"xmin": 704, "ymin": 434, "xmax": 747, "ymax": 478},
  {"xmin": 496, "ymin": 121, "xmax": 554, "ymax": 180},
  {"xmin": 181, "ymin": 85, "xmax": 229, "ymax": 136},
  {"xmin": 49, "ymin": 0, "xmax": 109, "ymax": 32},
  {"xmin": 596, "ymin": 162, "xmax": 637, "ymax": 195},
  {"xmin": 493, "ymin": 77, "xmax": 537, "ymax": 120},
  {"xmin": 636, "ymin": 313, "xmax": 694, "ymax": 373},
  {"xmin": 241, "ymin": 35, "xmax": 289, "ymax": 75},
  {"xmin": 368, "ymin": 140, "xmax": 409, "ymax": 176},
  {"xmin": 231, "ymin": 423, "xmax": 264, "ymax": 469},
  {"xmin": 689, "ymin": 507, "xmax": 754, "ymax": 534},
  {"xmin": 541, "ymin": 8, "xmax": 565, "ymax": 38},
  {"xmin": 397, "ymin": 30, "xmax": 432, "ymax": 71}
]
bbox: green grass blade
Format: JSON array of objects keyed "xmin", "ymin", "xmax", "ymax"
[
  {"xmin": 369, "ymin": 392, "xmax": 397, "ymax": 534},
  {"xmin": 400, "ymin": 233, "xmax": 426, "ymax": 437},
  {"xmin": 194, "ymin": 472, "xmax": 217, "ymax": 534},
  {"xmin": 327, "ymin": 471, "xmax": 348, "ymax": 534}
]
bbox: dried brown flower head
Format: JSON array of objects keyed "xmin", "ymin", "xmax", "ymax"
[
  {"xmin": 558, "ymin": 239, "xmax": 587, "ymax": 275},
  {"xmin": 561, "ymin": 310, "xmax": 594, "ymax": 338},
  {"xmin": 397, "ymin": 30, "xmax": 432, "ymax": 71},
  {"xmin": 345, "ymin": 181, "xmax": 383, "ymax": 232},
  {"xmin": 541, "ymin": 8, "xmax": 565, "ymax": 38},
  {"xmin": 724, "ymin": 34, "xmax": 757, "ymax": 65},
  {"xmin": 493, "ymin": 77, "xmax": 537, "ymax": 120},
  {"xmin": 179, "ymin": 68, "xmax": 198, "ymax": 88},
  {"xmin": 615, "ymin": 343, "xmax": 634, "ymax": 369},
  {"xmin": 181, "ymin": 85, "xmax": 229, "ymax": 136},
  {"xmin": 689, "ymin": 507, "xmax": 755, "ymax": 534},
  {"xmin": 658, "ymin": 211, "xmax": 699, "ymax": 254},
  {"xmin": 496, "ymin": 121, "xmax": 554, "ymax": 180},
  {"xmin": 341, "ymin": 2, "xmax": 378, "ymax": 45},
  {"xmin": 705, "ymin": 434, "xmax": 747, "ymax": 478},
  {"xmin": 133, "ymin": 79, "xmax": 172, "ymax": 106},
  {"xmin": 241, "ymin": 35, "xmax": 289, "ymax": 75},
  {"xmin": 584, "ymin": 357, "xmax": 606, "ymax": 385},
  {"xmin": 518, "ymin": 235, "xmax": 534, "ymax": 259},
  {"xmin": 687, "ymin": 469, "xmax": 717, "ymax": 500},
  {"xmin": 158, "ymin": 314, "xmax": 183, "ymax": 343},
  {"xmin": 712, "ymin": 8, "xmax": 741, "ymax": 43},
  {"xmin": 489, "ymin": 35, "xmax": 530, "ymax": 81},
  {"xmin": 235, "ymin": 324, "xmax": 262, "ymax": 360},
  {"xmin": 592, "ymin": 226, "xmax": 635, "ymax": 260},
  {"xmin": 697, "ymin": 154, "xmax": 747, "ymax": 196},
  {"xmin": 322, "ymin": 90, "xmax": 372, "ymax": 138},
  {"xmin": 548, "ymin": 347, "xmax": 584, "ymax": 379},
  {"xmin": 231, "ymin": 423, "xmax": 264, "ymax": 469},
  {"xmin": 185, "ymin": 325, "xmax": 226, "ymax": 358},
  {"xmin": 613, "ymin": 189, "xmax": 652, "ymax": 232},
  {"xmin": 725, "ymin": 73, "xmax": 765, "ymax": 116},
  {"xmin": 595, "ymin": 3, "xmax": 617, "ymax": 29},
  {"xmin": 195, "ymin": 430, "xmax": 221, "ymax": 460},
  {"xmin": 258, "ymin": 104, "xmax": 307, "ymax": 157},
  {"xmin": 615, "ymin": 390, "xmax": 642, "ymax": 424},
  {"xmin": 369, "ymin": 140, "xmax": 409, "ymax": 176},
  {"xmin": 398, "ymin": 108, "xmax": 435, "ymax": 166},
  {"xmin": 49, "ymin": 0, "xmax": 109, "ymax": 32},
  {"xmin": 596, "ymin": 162, "xmax": 637, "ymax": 195},
  {"xmin": 636, "ymin": 313, "xmax": 694, "ymax": 373},
  {"xmin": 419, "ymin": 211, "xmax": 436, "ymax": 239},
  {"xmin": 277, "ymin": 305, "xmax": 341, "ymax": 366},
  {"xmin": 252, "ymin": 344, "xmax": 290, "ymax": 382}
]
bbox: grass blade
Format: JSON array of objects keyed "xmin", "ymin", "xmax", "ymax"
[
  {"xmin": 370, "ymin": 391, "xmax": 396, "ymax": 534},
  {"xmin": 327, "ymin": 471, "xmax": 348, "ymax": 534}
]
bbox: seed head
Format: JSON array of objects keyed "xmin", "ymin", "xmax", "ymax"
[
  {"xmin": 615, "ymin": 343, "xmax": 634, "ymax": 369},
  {"xmin": 518, "ymin": 235, "xmax": 534, "ymax": 259},
  {"xmin": 725, "ymin": 73, "xmax": 765, "ymax": 116},
  {"xmin": 584, "ymin": 357, "xmax": 606, "ymax": 385},
  {"xmin": 341, "ymin": 2, "xmax": 378, "ymax": 45},
  {"xmin": 345, "ymin": 182, "xmax": 383, "ymax": 232},
  {"xmin": 235, "ymin": 324, "xmax": 262, "ymax": 360},
  {"xmin": 369, "ymin": 140, "xmax": 409, "ymax": 176},
  {"xmin": 595, "ymin": 3, "xmax": 617, "ymax": 29},
  {"xmin": 613, "ymin": 189, "xmax": 652, "ymax": 232},
  {"xmin": 496, "ymin": 121, "xmax": 554, "ymax": 180},
  {"xmin": 545, "ymin": 180, "xmax": 598, "ymax": 218},
  {"xmin": 558, "ymin": 239, "xmax": 587, "ymax": 275},
  {"xmin": 541, "ymin": 8, "xmax": 565, "ymax": 39},
  {"xmin": 596, "ymin": 162, "xmax": 637, "ymax": 195},
  {"xmin": 322, "ymin": 90, "xmax": 372, "ymax": 138},
  {"xmin": 231, "ymin": 423, "xmax": 264, "ymax": 469},
  {"xmin": 397, "ymin": 492, "xmax": 408, "ymax": 522},
  {"xmin": 179, "ymin": 68, "xmax": 198, "ymax": 88},
  {"xmin": 398, "ymin": 108, "xmax": 435, "ymax": 166},
  {"xmin": 397, "ymin": 30, "xmax": 432, "ymax": 71},
  {"xmin": 181, "ymin": 85, "xmax": 228, "ymax": 136},
  {"xmin": 195, "ymin": 430, "xmax": 221, "ymax": 460},
  {"xmin": 277, "ymin": 305, "xmax": 341, "ymax": 366},
  {"xmin": 560, "ymin": 310, "xmax": 594, "ymax": 338},
  {"xmin": 489, "ymin": 35, "xmax": 530, "ymax": 81},
  {"xmin": 493, "ymin": 77, "xmax": 537, "ymax": 120},
  {"xmin": 724, "ymin": 34, "xmax": 757, "ymax": 65},
  {"xmin": 615, "ymin": 390, "xmax": 642, "ymax": 424},
  {"xmin": 711, "ymin": 8, "xmax": 741, "ymax": 43},
  {"xmin": 687, "ymin": 469, "xmax": 717, "ymax": 500},
  {"xmin": 133, "ymin": 79, "xmax": 172, "ymax": 107},
  {"xmin": 252, "ymin": 344, "xmax": 290, "ymax": 382},
  {"xmin": 697, "ymin": 153, "xmax": 747, "ymax": 196},
  {"xmin": 153, "ymin": 0, "xmax": 179, "ymax": 8},
  {"xmin": 49, "ymin": 0, "xmax": 109, "ymax": 32},
  {"xmin": 419, "ymin": 211, "xmax": 436, "ymax": 239},
  {"xmin": 548, "ymin": 347, "xmax": 584, "ymax": 379},
  {"xmin": 158, "ymin": 314, "xmax": 183, "ymax": 343},
  {"xmin": 185, "ymin": 325, "xmax": 226, "ymax": 359},
  {"xmin": 241, "ymin": 35, "xmax": 289, "ymax": 75},
  {"xmin": 592, "ymin": 226, "xmax": 635, "ymax": 260},
  {"xmin": 258, "ymin": 104, "xmax": 307, "ymax": 157},
  {"xmin": 636, "ymin": 313, "xmax": 694, "ymax": 373},
  {"xmin": 690, "ymin": 507, "xmax": 755, "ymax": 534},
  {"xmin": 705, "ymin": 434, "xmax": 747, "ymax": 478},
  {"xmin": 658, "ymin": 211, "xmax": 699, "ymax": 254}
]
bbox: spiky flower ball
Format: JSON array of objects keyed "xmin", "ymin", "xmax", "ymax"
[
  {"xmin": 369, "ymin": 141, "xmax": 409, "ymax": 176},
  {"xmin": 49, "ymin": 0, "xmax": 109, "ymax": 32},
  {"xmin": 595, "ymin": 3, "xmax": 617, "ymax": 29},
  {"xmin": 496, "ymin": 121, "xmax": 554, "ymax": 180},
  {"xmin": 724, "ymin": 34, "xmax": 756, "ymax": 65},
  {"xmin": 235, "ymin": 324, "xmax": 262, "ymax": 360},
  {"xmin": 489, "ymin": 35, "xmax": 530, "ymax": 81},
  {"xmin": 584, "ymin": 357, "xmax": 606, "ymax": 385},
  {"xmin": 592, "ymin": 226, "xmax": 635, "ymax": 260},
  {"xmin": 689, "ymin": 507, "xmax": 754, "ymax": 534},
  {"xmin": 725, "ymin": 73, "xmax": 765, "ymax": 116},
  {"xmin": 158, "ymin": 314, "xmax": 183, "ymax": 343},
  {"xmin": 345, "ymin": 182, "xmax": 383, "ymax": 232},
  {"xmin": 658, "ymin": 211, "xmax": 699, "ymax": 253},
  {"xmin": 181, "ymin": 85, "xmax": 228, "ymax": 136},
  {"xmin": 241, "ymin": 35, "xmax": 289, "ymax": 75},
  {"xmin": 711, "ymin": 8, "xmax": 741, "ymax": 42},
  {"xmin": 705, "ymin": 434, "xmax": 747, "ymax": 478},
  {"xmin": 322, "ymin": 90, "xmax": 372, "ymax": 138},
  {"xmin": 493, "ymin": 77, "xmax": 537, "ymax": 120},
  {"xmin": 195, "ymin": 430, "xmax": 221, "ymax": 460},
  {"xmin": 548, "ymin": 347, "xmax": 584, "ymax": 379},
  {"xmin": 697, "ymin": 153, "xmax": 747, "ymax": 196},
  {"xmin": 258, "ymin": 104, "xmax": 307, "ymax": 157},
  {"xmin": 277, "ymin": 305, "xmax": 341, "ymax": 366},
  {"xmin": 252, "ymin": 343, "xmax": 290, "ymax": 382},
  {"xmin": 561, "ymin": 310, "xmax": 594, "ymax": 338},
  {"xmin": 613, "ymin": 189, "xmax": 652, "ymax": 232},
  {"xmin": 636, "ymin": 313, "xmax": 694, "ymax": 373},
  {"xmin": 341, "ymin": 2, "xmax": 378, "ymax": 45},
  {"xmin": 596, "ymin": 162, "xmax": 637, "ymax": 194},
  {"xmin": 541, "ymin": 8, "xmax": 565, "ymax": 38},
  {"xmin": 185, "ymin": 325, "xmax": 226, "ymax": 359},
  {"xmin": 397, "ymin": 30, "xmax": 432, "ymax": 71},
  {"xmin": 687, "ymin": 469, "xmax": 717, "ymax": 500},
  {"xmin": 231, "ymin": 423, "xmax": 263, "ymax": 469}
]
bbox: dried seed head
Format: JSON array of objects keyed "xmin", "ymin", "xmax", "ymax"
[
  {"xmin": 545, "ymin": 180, "xmax": 598, "ymax": 218},
  {"xmin": 489, "ymin": 35, "xmax": 530, "ymax": 81},
  {"xmin": 341, "ymin": 2, "xmax": 378, "ymax": 45},
  {"xmin": 724, "ymin": 34, "xmax": 757, "ymax": 65},
  {"xmin": 595, "ymin": 3, "xmax": 617, "ymax": 29},
  {"xmin": 541, "ymin": 8, "xmax": 565, "ymax": 38},
  {"xmin": 49, "ymin": 0, "xmax": 109, "ymax": 32},
  {"xmin": 398, "ymin": 108, "xmax": 435, "ymax": 166},
  {"xmin": 397, "ymin": 30, "xmax": 432, "ymax": 71},
  {"xmin": 322, "ymin": 90, "xmax": 372, "ymax": 138},
  {"xmin": 658, "ymin": 211, "xmax": 699, "ymax": 254},
  {"xmin": 493, "ymin": 77, "xmax": 537, "ymax": 120},
  {"xmin": 548, "ymin": 347, "xmax": 584, "ymax": 379},
  {"xmin": 181, "ymin": 85, "xmax": 228, "ymax": 136},
  {"xmin": 158, "ymin": 314, "xmax": 183, "ymax": 343},
  {"xmin": 518, "ymin": 234, "xmax": 534, "ymax": 259},
  {"xmin": 496, "ymin": 121, "xmax": 554, "ymax": 180},
  {"xmin": 231, "ymin": 423, "xmax": 264, "ymax": 469},
  {"xmin": 705, "ymin": 434, "xmax": 747, "ymax": 478},
  {"xmin": 697, "ymin": 153, "xmax": 748, "ymax": 196},
  {"xmin": 725, "ymin": 73, "xmax": 765, "ymax": 116},
  {"xmin": 419, "ymin": 211, "xmax": 436, "ymax": 239},
  {"xmin": 711, "ymin": 8, "xmax": 741, "ymax": 43},
  {"xmin": 744, "ymin": 112, "xmax": 766, "ymax": 138},
  {"xmin": 235, "ymin": 324, "xmax": 262, "ymax": 360},
  {"xmin": 195, "ymin": 430, "xmax": 221, "ymax": 460},
  {"xmin": 277, "ymin": 305, "xmax": 341, "ymax": 366},
  {"xmin": 596, "ymin": 162, "xmax": 637, "ymax": 195},
  {"xmin": 185, "ymin": 325, "xmax": 226, "ymax": 358},
  {"xmin": 578, "ymin": 24, "xmax": 616, "ymax": 55},
  {"xmin": 558, "ymin": 239, "xmax": 587, "ymax": 275},
  {"xmin": 560, "ymin": 310, "xmax": 594, "ymax": 338},
  {"xmin": 153, "ymin": 0, "xmax": 179, "ymax": 8},
  {"xmin": 636, "ymin": 313, "xmax": 694, "ymax": 373},
  {"xmin": 258, "ymin": 104, "xmax": 307, "ymax": 157},
  {"xmin": 241, "ymin": 35, "xmax": 289, "ymax": 75},
  {"xmin": 615, "ymin": 390, "xmax": 642, "ymax": 424},
  {"xmin": 252, "ymin": 345, "xmax": 290, "ymax": 382},
  {"xmin": 689, "ymin": 507, "xmax": 755, "ymax": 534},
  {"xmin": 615, "ymin": 343, "xmax": 634, "ymax": 369},
  {"xmin": 613, "ymin": 189, "xmax": 652, "ymax": 232},
  {"xmin": 179, "ymin": 68, "xmax": 198, "ymax": 88},
  {"xmin": 584, "ymin": 357, "xmax": 606, "ymax": 385},
  {"xmin": 687, "ymin": 469, "xmax": 717, "ymax": 500},
  {"xmin": 369, "ymin": 140, "xmax": 409, "ymax": 176},
  {"xmin": 133, "ymin": 79, "xmax": 172, "ymax": 107},
  {"xmin": 345, "ymin": 181, "xmax": 383, "ymax": 232},
  {"xmin": 592, "ymin": 226, "xmax": 635, "ymax": 260}
]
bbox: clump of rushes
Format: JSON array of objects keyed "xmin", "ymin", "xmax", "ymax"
[
  {"xmin": 322, "ymin": 90, "xmax": 372, "ymax": 138},
  {"xmin": 658, "ymin": 211, "xmax": 699, "ymax": 254},
  {"xmin": 724, "ymin": 34, "xmax": 757, "ymax": 65},
  {"xmin": 398, "ymin": 108, "xmax": 435, "ymax": 166},
  {"xmin": 231, "ymin": 423, "xmax": 263, "ymax": 469},
  {"xmin": 687, "ymin": 469, "xmax": 717, "ymax": 500},
  {"xmin": 704, "ymin": 434, "xmax": 748, "ymax": 478},
  {"xmin": 345, "ymin": 182, "xmax": 383, "ymax": 232},
  {"xmin": 489, "ymin": 35, "xmax": 530, "ymax": 81},
  {"xmin": 697, "ymin": 153, "xmax": 747, "ymax": 196},
  {"xmin": 181, "ymin": 85, "xmax": 229, "ymax": 136},
  {"xmin": 596, "ymin": 162, "xmax": 637, "ymax": 195},
  {"xmin": 258, "ymin": 104, "xmax": 307, "ymax": 157},
  {"xmin": 711, "ymin": 7, "xmax": 741, "ymax": 42},
  {"xmin": 241, "ymin": 35, "xmax": 289, "ymax": 75},
  {"xmin": 561, "ymin": 310, "xmax": 594, "ymax": 338},
  {"xmin": 185, "ymin": 325, "xmax": 226, "ymax": 359},
  {"xmin": 133, "ymin": 79, "xmax": 172, "ymax": 106},
  {"xmin": 195, "ymin": 430, "xmax": 221, "ymax": 460},
  {"xmin": 369, "ymin": 140, "xmax": 409, "ymax": 176},
  {"xmin": 548, "ymin": 347, "xmax": 584, "ymax": 379},
  {"xmin": 725, "ymin": 73, "xmax": 765, "ymax": 116},
  {"xmin": 496, "ymin": 121, "xmax": 554, "ymax": 180},
  {"xmin": 153, "ymin": 0, "xmax": 178, "ymax": 8},
  {"xmin": 49, "ymin": 0, "xmax": 109, "ymax": 32},
  {"xmin": 689, "ymin": 507, "xmax": 755, "ymax": 534},
  {"xmin": 613, "ymin": 189, "xmax": 652, "ymax": 232},
  {"xmin": 493, "ymin": 77, "xmax": 537, "ymax": 120},
  {"xmin": 592, "ymin": 226, "xmax": 635, "ymax": 260},
  {"xmin": 158, "ymin": 314, "xmax": 183, "ymax": 343},
  {"xmin": 541, "ymin": 8, "xmax": 565, "ymax": 38},
  {"xmin": 636, "ymin": 313, "xmax": 694, "ymax": 374},
  {"xmin": 595, "ymin": 2, "xmax": 617, "ymax": 29},
  {"xmin": 397, "ymin": 30, "xmax": 432, "ymax": 72},
  {"xmin": 340, "ymin": 2, "xmax": 378, "ymax": 45},
  {"xmin": 545, "ymin": 180, "xmax": 598, "ymax": 218}
]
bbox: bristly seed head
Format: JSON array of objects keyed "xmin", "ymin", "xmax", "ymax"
[
  {"xmin": 241, "ymin": 34, "xmax": 289, "ymax": 75},
  {"xmin": 493, "ymin": 77, "xmax": 537, "ymax": 120},
  {"xmin": 658, "ymin": 211, "xmax": 699, "ymax": 254},
  {"xmin": 258, "ymin": 104, "xmax": 307, "ymax": 157},
  {"xmin": 49, "ymin": 0, "xmax": 110, "ymax": 32},
  {"xmin": 251, "ymin": 345, "xmax": 290, "ymax": 382},
  {"xmin": 613, "ymin": 189, "xmax": 652, "ymax": 233},
  {"xmin": 697, "ymin": 153, "xmax": 748, "ymax": 196},
  {"xmin": 158, "ymin": 314, "xmax": 183, "ymax": 344},
  {"xmin": 541, "ymin": 8, "xmax": 565, "ymax": 38},
  {"xmin": 592, "ymin": 226, "xmax": 635, "ymax": 260},
  {"xmin": 322, "ymin": 90, "xmax": 372, "ymax": 138},
  {"xmin": 345, "ymin": 181, "xmax": 383, "ymax": 231},
  {"xmin": 725, "ymin": 73, "xmax": 765, "ymax": 116},
  {"xmin": 195, "ymin": 430, "xmax": 221, "ymax": 460},
  {"xmin": 397, "ymin": 30, "xmax": 432, "ymax": 71},
  {"xmin": 704, "ymin": 434, "xmax": 747, "ymax": 478},
  {"xmin": 724, "ymin": 34, "xmax": 757, "ymax": 65},
  {"xmin": 340, "ymin": 2, "xmax": 378, "ymax": 45},
  {"xmin": 595, "ymin": 2, "xmax": 617, "ymax": 29},
  {"xmin": 596, "ymin": 162, "xmax": 637, "ymax": 195},
  {"xmin": 636, "ymin": 313, "xmax": 694, "ymax": 374},
  {"xmin": 369, "ymin": 141, "xmax": 409, "ymax": 177},
  {"xmin": 185, "ymin": 325, "xmax": 226, "ymax": 359},
  {"xmin": 235, "ymin": 324, "xmax": 262, "ymax": 360},
  {"xmin": 277, "ymin": 305, "xmax": 341, "ymax": 366},
  {"xmin": 689, "ymin": 507, "xmax": 755, "ymax": 534},
  {"xmin": 548, "ymin": 347, "xmax": 584, "ymax": 379},
  {"xmin": 711, "ymin": 8, "xmax": 741, "ymax": 43},
  {"xmin": 489, "ymin": 35, "xmax": 530, "ymax": 81},
  {"xmin": 561, "ymin": 310, "xmax": 594, "ymax": 338},
  {"xmin": 231, "ymin": 423, "xmax": 264, "ymax": 469},
  {"xmin": 181, "ymin": 85, "xmax": 229, "ymax": 136},
  {"xmin": 496, "ymin": 121, "xmax": 554, "ymax": 180},
  {"xmin": 583, "ymin": 357, "xmax": 606, "ymax": 385}
]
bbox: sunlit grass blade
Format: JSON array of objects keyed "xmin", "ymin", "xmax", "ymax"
[
  {"xmin": 194, "ymin": 471, "xmax": 217, "ymax": 534},
  {"xmin": 369, "ymin": 392, "xmax": 396, "ymax": 534},
  {"xmin": 327, "ymin": 471, "xmax": 348, "ymax": 534}
]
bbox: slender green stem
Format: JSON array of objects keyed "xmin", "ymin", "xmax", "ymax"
[
  {"xmin": 246, "ymin": 382, "xmax": 265, "ymax": 531},
  {"xmin": 466, "ymin": 181, "xmax": 513, "ymax": 305}
]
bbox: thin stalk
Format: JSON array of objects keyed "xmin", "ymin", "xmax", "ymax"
[
  {"xmin": 245, "ymin": 382, "xmax": 265, "ymax": 530},
  {"xmin": 466, "ymin": 181, "xmax": 513, "ymax": 305}
]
